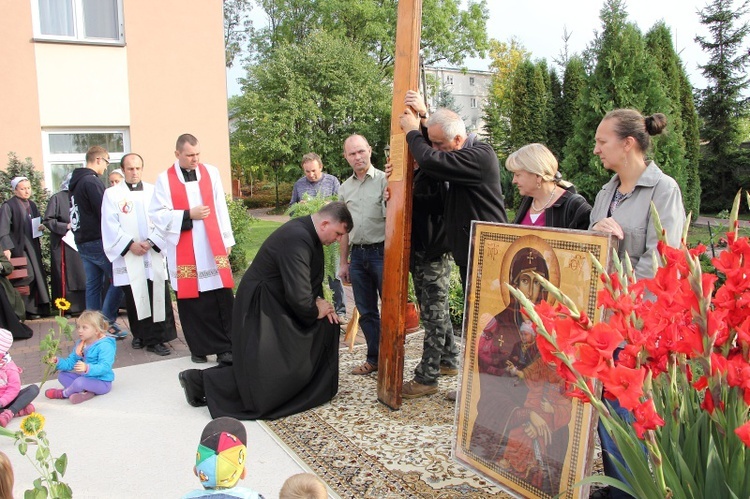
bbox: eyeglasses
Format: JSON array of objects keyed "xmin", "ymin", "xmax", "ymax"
[{"xmin": 99, "ymin": 157, "xmax": 110, "ymax": 165}]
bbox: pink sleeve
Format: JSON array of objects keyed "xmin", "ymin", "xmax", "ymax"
[{"xmin": 0, "ymin": 364, "xmax": 21, "ymax": 408}]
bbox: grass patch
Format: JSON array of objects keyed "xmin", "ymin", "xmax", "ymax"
[
  {"xmin": 244, "ymin": 219, "xmax": 283, "ymax": 262},
  {"xmin": 687, "ymin": 219, "xmax": 750, "ymax": 250}
]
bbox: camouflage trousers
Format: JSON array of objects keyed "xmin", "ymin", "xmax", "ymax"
[{"xmin": 412, "ymin": 251, "xmax": 459, "ymax": 385}]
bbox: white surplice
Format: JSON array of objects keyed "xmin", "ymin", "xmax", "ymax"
[
  {"xmin": 148, "ymin": 162, "xmax": 235, "ymax": 293},
  {"xmin": 102, "ymin": 181, "xmax": 168, "ymax": 321}
]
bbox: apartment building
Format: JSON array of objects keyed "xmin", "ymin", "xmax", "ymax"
[
  {"xmin": 423, "ymin": 66, "xmax": 492, "ymax": 135},
  {"xmin": 0, "ymin": 0, "xmax": 231, "ymax": 192}
]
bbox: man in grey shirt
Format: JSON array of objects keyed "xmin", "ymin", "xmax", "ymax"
[
  {"xmin": 338, "ymin": 135, "xmax": 387, "ymax": 375},
  {"xmin": 290, "ymin": 153, "xmax": 346, "ymax": 319}
]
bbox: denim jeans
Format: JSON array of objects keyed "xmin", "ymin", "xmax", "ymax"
[
  {"xmin": 329, "ymin": 276, "xmax": 346, "ymax": 315},
  {"xmin": 349, "ymin": 244, "xmax": 384, "ymax": 365},
  {"xmin": 78, "ymin": 239, "xmax": 124, "ymax": 324}
]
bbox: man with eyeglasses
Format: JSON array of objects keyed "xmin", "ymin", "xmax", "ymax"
[{"xmin": 69, "ymin": 146, "xmax": 129, "ymax": 339}]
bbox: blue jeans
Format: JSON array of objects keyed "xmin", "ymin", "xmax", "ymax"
[
  {"xmin": 78, "ymin": 239, "xmax": 124, "ymax": 324},
  {"xmin": 349, "ymin": 244, "xmax": 384, "ymax": 365}
]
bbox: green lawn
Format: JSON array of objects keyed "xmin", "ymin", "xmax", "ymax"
[{"xmin": 243, "ymin": 219, "xmax": 283, "ymax": 262}]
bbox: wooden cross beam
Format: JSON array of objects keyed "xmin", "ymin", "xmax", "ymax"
[{"xmin": 378, "ymin": 0, "xmax": 422, "ymax": 410}]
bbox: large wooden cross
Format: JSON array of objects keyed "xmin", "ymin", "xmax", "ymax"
[{"xmin": 378, "ymin": 0, "xmax": 422, "ymax": 410}]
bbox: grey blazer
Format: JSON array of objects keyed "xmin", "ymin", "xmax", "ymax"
[{"xmin": 589, "ymin": 161, "xmax": 685, "ymax": 280}]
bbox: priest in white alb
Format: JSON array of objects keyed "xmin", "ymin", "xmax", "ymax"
[
  {"xmin": 102, "ymin": 153, "xmax": 176, "ymax": 356},
  {"xmin": 148, "ymin": 134, "xmax": 235, "ymax": 365}
]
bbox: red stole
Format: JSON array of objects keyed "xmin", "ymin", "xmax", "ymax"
[{"xmin": 167, "ymin": 164, "xmax": 233, "ymax": 298}]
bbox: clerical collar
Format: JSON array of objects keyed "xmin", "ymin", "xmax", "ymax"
[
  {"xmin": 180, "ymin": 167, "xmax": 198, "ymax": 182},
  {"xmin": 127, "ymin": 182, "xmax": 143, "ymax": 191}
]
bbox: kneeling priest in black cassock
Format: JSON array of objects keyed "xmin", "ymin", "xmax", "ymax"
[{"xmin": 178, "ymin": 202, "xmax": 352, "ymax": 420}]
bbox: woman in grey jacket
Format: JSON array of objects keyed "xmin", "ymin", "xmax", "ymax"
[
  {"xmin": 589, "ymin": 108, "xmax": 685, "ymax": 499},
  {"xmin": 590, "ymin": 109, "xmax": 685, "ymax": 280}
]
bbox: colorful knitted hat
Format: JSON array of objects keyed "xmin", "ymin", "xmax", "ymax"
[
  {"xmin": 195, "ymin": 417, "xmax": 247, "ymax": 489},
  {"xmin": 0, "ymin": 329, "xmax": 12, "ymax": 355}
]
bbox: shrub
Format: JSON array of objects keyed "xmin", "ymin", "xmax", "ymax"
[
  {"xmin": 241, "ymin": 180, "xmax": 294, "ymax": 209},
  {"xmin": 226, "ymin": 196, "xmax": 256, "ymax": 274},
  {"xmin": 448, "ymin": 262, "xmax": 464, "ymax": 327}
]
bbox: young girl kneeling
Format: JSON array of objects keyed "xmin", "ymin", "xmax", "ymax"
[{"xmin": 46, "ymin": 310, "xmax": 116, "ymax": 404}]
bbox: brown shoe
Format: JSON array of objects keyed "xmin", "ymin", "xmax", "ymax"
[
  {"xmin": 439, "ymin": 364, "xmax": 458, "ymax": 376},
  {"xmin": 351, "ymin": 362, "xmax": 378, "ymax": 375},
  {"xmin": 402, "ymin": 380, "xmax": 438, "ymax": 399}
]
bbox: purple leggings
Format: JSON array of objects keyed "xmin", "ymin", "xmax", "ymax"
[{"xmin": 58, "ymin": 372, "xmax": 112, "ymax": 398}]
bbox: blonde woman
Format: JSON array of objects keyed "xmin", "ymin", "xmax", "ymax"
[{"xmin": 506, "ymin": 143, "xmax": 591, "ymax": 230}]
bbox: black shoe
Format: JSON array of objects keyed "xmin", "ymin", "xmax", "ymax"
[
  {"xmin": 216, "ymin": 352, "xmax": 233, "ymax": 365},
  {"xmin": 191, "ymin": 354, "xmax": 208, "ymax": 364},
  {"xmin": 178, "ymin": 370, "xmax": 206, "ymax": 407},
  {"xmin": 146, "ymin": 343, "xmax": 171, "ymax": 356},
  {"xmin": 26, "ymin": 314, "xmax": 41, "ymax": 320},
  {"xmin": 132, "ymin": 338, "xmax": 144, "ymax": 349}
]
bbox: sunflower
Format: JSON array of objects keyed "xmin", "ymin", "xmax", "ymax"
[
  {"xmin": 54, "ymin": 298, "xmax": 71, "ymax": 312},
  {"xmin": 20, "ymin": 412, "xmax": 45, "ymax": 437}
]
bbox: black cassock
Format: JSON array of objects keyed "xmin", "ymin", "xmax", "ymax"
[
  {"xmin": 204, "ymin": 216, "xmax": 339, "ymax": 420},
  {"xmin": 43, "ymin": 190, "xmax": 86, "ymax": 314}
]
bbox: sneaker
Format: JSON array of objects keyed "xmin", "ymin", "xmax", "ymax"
[
  {"xmin": 45, "ymin": 388, "xmax": 65, "ymax": 400},
  {"xmin": 0, "ymin": 410, "xmax": 12, "ymax": 428},
  {"xmin": 402, "ymin": 380, "xmax": 438, "ymax": 399},
  {"xmin": 191, "ymin": 354, "xmax": 208, "ymax": 364},
  {"xmin": 69, "ymin": 391, "xmax": 95, "ymax": 404},
  {"xmin": 146, "ymin": 343, "xmax": 171, "ymax": 356},
  {"xmin": 17, "ymin": 403, "xmax": 35, "ymax": 417},
  {"xmin": 439, "ymin": 364, "xmax": 458, "ymax": 376},
  {"xmin": 337, "ymin": 314, "xmax": 349, "ymax": 325},
  {"xmin": 107, "ymin": 323, "xmax": 129, "ymax": 340}
]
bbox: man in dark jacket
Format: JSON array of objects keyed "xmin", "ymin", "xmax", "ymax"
[
  {"xmin": 402, "ymin": 167, "xmax": 460, "ymax": 399},
  {"xmin": 69, "ymin": 146, "xmax": 128, "ymax": 339},
  {"xmin": 398, "ymin": 91, "xmax": 507, "ymax": 292}
]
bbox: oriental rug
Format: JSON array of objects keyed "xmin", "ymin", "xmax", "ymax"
[{"xmin": 259, "ymin": 332, "xmax": 513, "ymax": 498}]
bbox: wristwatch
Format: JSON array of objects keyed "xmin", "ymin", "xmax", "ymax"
[{"xmin": 418, "ymin": 111, "xmax": 429, "ymax": 119}]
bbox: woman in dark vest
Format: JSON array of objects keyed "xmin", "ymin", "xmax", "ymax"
[
  {"xmin": 43, "ymin": 173, "xmax": 85, "ymax": 315},
  {"xmin": 0, "ymin": 177, "xmax": 50, "ymax": 318}
]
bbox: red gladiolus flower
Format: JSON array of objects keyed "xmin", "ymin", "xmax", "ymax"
[
  {"xmin": 573, "ymin": 343, "xmax": 608, "ymax": 377},
  {"xmin": 587, "ymin": 323, "xmax": 624, "ymax": 359},
  {"xmin": 701, "ymin": 390, "xmax": 716, "ymax": 415},
  {"xmin": 726, "ymin": 353, "xmax": 750, "ymax": 389},
  {"xmin": 553, "ymin": 316, "xmax": 588, "ymax": 357},
  {"xmin": 536, "ymin": 332, "xmax": 558, "ymax": 365},
  {"xmin": 710, "ymin": 352, "xmax": 729, "ymax": 376},
  {"xmin": 693, "ymin": 375, "xmax": 708, "ymax": 391},
  {"xmin": 735, "ymin": 421, "xmax": 750, "ymax": 447},
  {"xmin": 601, "ymin": 364, "xmax": 646, "ymax": 411},
  {"xmin": 633, "ymin": 399, "xmax": 666, "ymax": 439}
]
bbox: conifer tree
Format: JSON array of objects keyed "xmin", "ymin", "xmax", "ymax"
[
  {"xmin": 562, "ymin": 0, "xmax": 687, "ymax": 204},
  {"xmin": 695, "ymin": 0, "xmax": 750, "ymax": 212},
  {"xmin": 645, "ymin": 22, "xmax": 701, "ymax": 215},
  {"xmin": 559, "ymin": 56, "xmax": 587, "ymax": 178}
]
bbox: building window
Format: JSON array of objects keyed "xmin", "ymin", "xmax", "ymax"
[
  {"xmin": 470, "ymin": 77, "xmax": 475, "ymax": 86},
  {"xmin": 445, "ymin": 75, "xmax": 454, "ymax": 85},
  {"xmin": 33, "ymin": 0, "xmax": 123, "ymax": 43},
  {"xmin": 42, "ymin": 129, "xmax": 129, "ymax": 192},
  {"xmin": 470, "ymin": 98, "xmax": 478, "ymax": 109}
]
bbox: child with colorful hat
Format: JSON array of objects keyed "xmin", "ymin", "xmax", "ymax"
[
  {"xmin": 0, "ymin": 328, "xmax": 39, "ymax": 427},
  {"xmin": 182, "ymin": 417, "xmax": 265, "ymax": 498}
]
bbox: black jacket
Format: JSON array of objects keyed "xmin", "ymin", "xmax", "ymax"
[
  {"xmin": 69, "ymin": 167, "xmax": 105, "ymax": 244},
  {"xmin": 411, "ymin": 168, "xmax": 450, "ymax": 261},
  {"xmin": 406, "ymin": 130, "xmax": 507, "ymax": 267},
  {"xmin": 513, "ymin": 186, "xmax": 592, "ymax": 230}
]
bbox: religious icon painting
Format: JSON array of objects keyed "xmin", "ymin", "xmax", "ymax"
[{"xmin": 453, "ymin": 222, "xmax": 615, "ymax": 499}]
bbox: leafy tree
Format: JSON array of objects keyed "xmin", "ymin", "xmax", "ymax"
[
  {"xmin": 695, "ymin": 0, "xmax": 750, "ymax": 212},
  {"xmin": 483, "ymin": 38, "xmax": 530, "ymax": 155},
  {"xmin": 231, "ymin": 30, "xmax": 391, "ymax": 182},
  {"xmin": 248, "ymin": 0, "xmax": 490, "ymax": 71},
  {"xmin": 645, "ymin": 22, "xmax": 702, "ymax": 215},
  {"xmin": 224, "ymin": 0, "xmax": 254, "ymax": 67},
  {"xmin": 562, "ymin": 0, "xmax": 687, "ymax": 204}
]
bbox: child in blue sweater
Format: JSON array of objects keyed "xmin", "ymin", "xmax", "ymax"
[{"xmin": 45, "ymin": 310, "xmax": 116, "ymax": 404}]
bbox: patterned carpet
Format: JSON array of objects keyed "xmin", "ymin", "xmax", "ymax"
[{"xmin": 260, "ymin": 333, "xmax": 514, "ymax": 498}]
